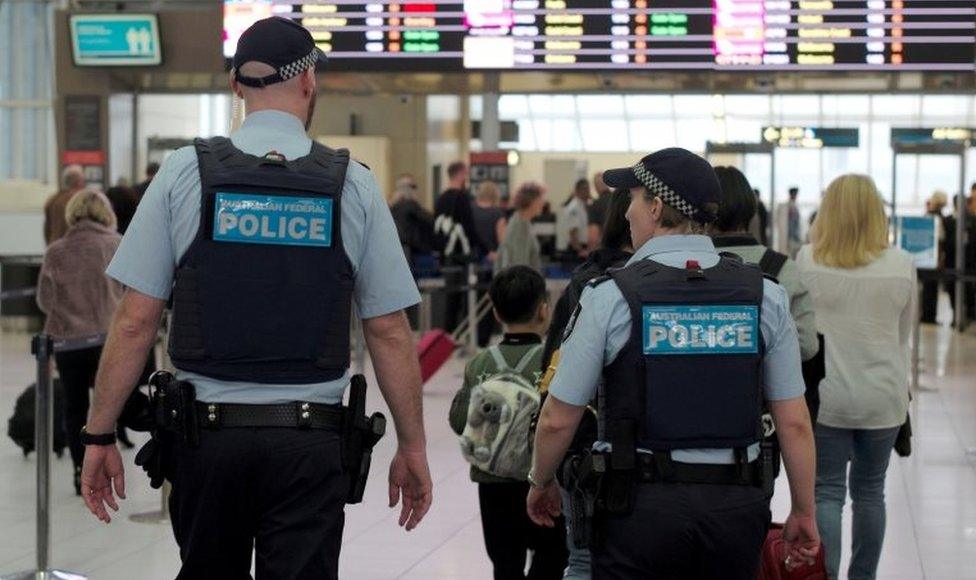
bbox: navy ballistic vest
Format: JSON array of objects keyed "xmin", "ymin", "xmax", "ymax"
[
  {"xmin": 601, "ymin": 256, "xmax": 765, "ymax": 453},
  {"xmin": 168, "ymin": 137, "xmax": 354, "ymax": 384}
]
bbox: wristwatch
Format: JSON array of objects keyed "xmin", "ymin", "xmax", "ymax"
[
  {"xmin": 80, "ymin": 426, "xmax": 117, "ymax": 447},
  {"xmin": 527, "ymin": 471, "xmax": 554, "ymax": 490}
]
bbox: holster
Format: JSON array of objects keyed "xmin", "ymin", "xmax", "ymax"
[
  {"xmin": 134, "ymin": 370, "xmax": 199, "ymax": 489},
  {"xmin": 563, "ymin": 450, "xmax": 606, "ymax": 549},
  {"xmin": 341, "ymin": 374, "xmax": 386, "ymax": 504}
]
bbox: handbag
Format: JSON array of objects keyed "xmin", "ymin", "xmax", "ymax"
[
  {"xmin": 894, "ymin": 413, "xmax": 912, "ymax": 457},
  {"xmin": 758, "ymin": 523, "xmax": 828, "ymax": 580}
]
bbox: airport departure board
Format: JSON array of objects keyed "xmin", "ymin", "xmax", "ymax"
[{"xmin": 222, "ymin": 0, "xmax": 976, "ymax": 71}]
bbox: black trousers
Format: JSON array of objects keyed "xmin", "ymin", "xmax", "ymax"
[
  {"xmin": 592, "ymin": 482, "xmax": 770, "ymax": 580},
  {"xmin": 920, "ymin": 279, "xmax": 939, "ymax": 323},
  {"xmin": 54, "ymin": 346, "xmax": 103, "ymax": 468},
  {"xmin": 55, "ymin": 346, "xmax": 157, "ymax": 468},
  {"xmin": 478, "ymin": 482, "xmax": 568, "ymax": 580},
  {"xmin": 167, "ymin": 428, "xmax": 347, "ymax": 580}
]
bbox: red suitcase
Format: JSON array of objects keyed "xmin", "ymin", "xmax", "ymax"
[
  {"xmin": 417, "ymin": 329, "xmax": 455, "ymax": 384},
  {"xmin": 758, "ymin": 523, "xmax": 827, "ymax": 580}
]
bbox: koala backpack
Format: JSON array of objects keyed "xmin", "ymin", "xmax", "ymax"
[{"xmin": 459, "ymin": 344, "xmax": 542, "ymax": 480}]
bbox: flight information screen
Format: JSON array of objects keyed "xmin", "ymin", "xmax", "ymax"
[{"xmin": 222, "ymin": 0, "xmax": 976, "ymax": 71}]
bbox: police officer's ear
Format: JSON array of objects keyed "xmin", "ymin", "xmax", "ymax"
[
  {"xmin": 299, "ymin": 68, "xmax": 316, "ymax": 98},
  {"xmin": 493, "ymin": 307, "xmax": 504, "ymax": 326},
  {"xmin": 229, "ymin": 71, "xmax": 244, "ymax": 100}
]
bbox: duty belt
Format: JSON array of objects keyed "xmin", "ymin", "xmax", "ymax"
[
  {"xmin": 636, "ymin": 452, "xmax": 763, "ymax": 487},
  {"xmin": 195, "ymin": 401, "xmax": 344, "ymax": 431}
]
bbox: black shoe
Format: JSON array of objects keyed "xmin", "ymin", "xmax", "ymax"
[
  {"xmin": 73, "ymin": 466, "xmax": 82, "ymax": 496},
  {"xmin": 117, "ymin": 426, "xmax": 135, "ymax": 449}
]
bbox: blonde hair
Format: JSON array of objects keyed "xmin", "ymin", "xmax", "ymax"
[
  {"xmin": 65, "ymin": 189, "xmax": 117, "ymax": 230},
  {"xmin": 477, "ymin": 180, "xmax": 500, "ymax": 204},
  {"xmin": 810, "ymin": 174, "xmax": 888, "ymax": 269}
]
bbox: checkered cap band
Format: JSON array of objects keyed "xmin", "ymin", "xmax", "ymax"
[
  {"xmin": 632, "ymin": 162, "xmax": 698, "ymax": 220},
  {"xmin": 279, "ymin": 49, "xmax": 318, "ymax": 81}
]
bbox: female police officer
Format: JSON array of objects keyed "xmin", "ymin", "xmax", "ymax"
[
  {"xmin": 527, "ymin": 148, "xmax": 820, "ymax": 579},
  {"xmin": 79, "ymin": 17, "xmax": 432, "ymax": 580}
]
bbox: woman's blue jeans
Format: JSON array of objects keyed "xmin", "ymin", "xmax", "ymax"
[
  {"xmin": 560, "ymin": 487, "xmax": 592, "ymax": 579},
  {"xmin": 815, "ymin": 424, "xmax": 900, "ymax": 580}
]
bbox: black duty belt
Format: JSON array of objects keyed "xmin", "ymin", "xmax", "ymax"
[
  {"xmin": 195, "ymin": 401, "xmax": 344, "ymax": 431},
  {"xmin": 636, "ymin": 452, "xmax": 762, "ymax": 487}
]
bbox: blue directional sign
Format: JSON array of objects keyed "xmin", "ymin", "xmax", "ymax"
[{"xmin": 70, "ymin": 14, "xmax": 162, "ymax": 66}]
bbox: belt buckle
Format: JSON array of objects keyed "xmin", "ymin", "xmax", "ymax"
[{"xmin": 297, "ymin": 402, "xmax": 312, "ymax": 429}]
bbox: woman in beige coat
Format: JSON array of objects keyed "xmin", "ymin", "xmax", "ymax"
[{"xmin": 37, "ymin": 189, "xmax": 124, "ymax": 494}]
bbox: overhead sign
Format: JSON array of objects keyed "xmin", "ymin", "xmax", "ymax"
[
  {"xmin": 891, "ymin": 127, "xmax": 975, "ymax": 147},
  {"xmin": 762, "ymin": 127, "xmax": 859, "ymax": 149},
  {"xmin": 70, "ymin": 14, "xmax": 162, "ymax": 66},
  {"xmin": 896, "ymin": 216, "xmax": 939, "ymax": 270}
]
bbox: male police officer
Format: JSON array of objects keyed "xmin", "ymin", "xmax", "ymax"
[
  {"xmin": 79, "ymin": 17, "xmax": 432, "ymax": 579},
  {"xmin": 527, "ymin": 148, "xmax": 819, "ymax": 579}
]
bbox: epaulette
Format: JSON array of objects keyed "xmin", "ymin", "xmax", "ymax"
[{"xmin": 585, "ymin": 274, "xmax": 613, "ymax": 288}]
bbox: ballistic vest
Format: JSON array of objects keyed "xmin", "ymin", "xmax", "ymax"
[
  {"xmin": 601, "ymin": 256, "xmax": 765, "ymax": 455},
  {"xmin": 168, "ymin": 137, "xmax": 354, "ymax": 384}
]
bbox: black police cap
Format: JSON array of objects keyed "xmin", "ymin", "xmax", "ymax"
[
  {"xmin": 232, "ymin": 17, "xmax": 326, "ymax": 88},
  {"xmin": 603, "ymin": 148, "xmax": 721, "ymax": 223}
]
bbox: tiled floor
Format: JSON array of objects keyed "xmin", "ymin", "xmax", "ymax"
[{"xmin": 1, "ymin": 320, "xmax": 975, "ymax": 579}]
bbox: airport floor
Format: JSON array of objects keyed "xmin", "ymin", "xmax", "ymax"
[{"xmin": 1, "ymin": 318, "xmax": 975, "ymax": 580}]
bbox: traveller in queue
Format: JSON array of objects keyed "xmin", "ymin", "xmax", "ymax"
[
  {"xmin": 79, "ymin": 16, "xmax": 432, "ymax": 579},
  {"xmin": 526, "ymin": 148, "xmax": 820, "ymax": 579}
]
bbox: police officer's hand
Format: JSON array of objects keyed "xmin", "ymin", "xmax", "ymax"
[
  {"xmin": 81, "ymin": 444, "xmax": 127, "ymax": 523},
  {"xmin": 388, "ymin": 446, "xmax": 432, "ymax": 531},
  {"xmin": 783, "ymin": 511, "xmax": 820, "ymax": 569},
  {"xmin": 526, "ymin": 479, "xmax": 561, "ymax": 528}
]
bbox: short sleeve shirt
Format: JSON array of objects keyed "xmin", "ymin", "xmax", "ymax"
[
  {"xmin": 547, "ymin": 235, "xmax": 805, "ymax": 464},
  {"xmin": 106, "ymin": 110, "xmax": 420, "ymax": 404}
]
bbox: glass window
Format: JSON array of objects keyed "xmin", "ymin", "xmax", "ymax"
[
  {"xmin": 629, "ymin": 119, "xmax": 676, "ymax": 152},
  {"xmin": 871, "ymin": 95, "xmax": 920, "ymax": 118},
  {"xmin": 580, "ymin": 119, "xmax": 628, "ymax": 151},
  {"xmin": 821, "ymin": 95, "xmax": 870, "ymax": 119},
  {"xmin": 625, "ymin": 95, "xmax": 672, "ymax": 117},
  {"xmin": 499, "ymin": 95, "xmax": 529, "ymax": 118},
  {"xmin": 673, "ymin": 118, "xmax": 715, "ymax": 151},
  {"xmin": 466, "ymin": 95, "xmax": 482, "ymax": 121},
  {"xmin": 550, "ymin": 119, "xmax": 580, "ymax": 151},
  {"xmin": 724, "ymin": 95, "xmax": 770, "ymax": 120},
  {"xmin": 529, "ymin": 95, "xmax": 576, "ymax": 117},
  {"xmin": 577, "ymin": 95, "xmax": 625, "ymax": 117},
  {"xmin": 672, "ymin": 95, "xmax": 714, "ymax": 118}
]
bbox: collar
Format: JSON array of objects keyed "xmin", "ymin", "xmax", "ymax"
[
  {"xmin": 712, "ymin": 234, "xmax": 761, "ymax": 248},
  {"xmin": 240, "ymin": 110, "xmax": 307, "ymax": 135},
  {"xmin": 501, "ymin": 333, "xmax": 542, "ymax": 345},
  {"xmin": 627, "ymin": 235, "xmax": 717, "ymax": 265}
]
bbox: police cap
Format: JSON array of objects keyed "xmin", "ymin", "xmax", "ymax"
[
  {"xmin": 603, "ymin": 148, "xmax": 721, "ymax": 223},
  {"xmin": 232, "ymin": 17, "xmax": 327, "ymax": 88}
]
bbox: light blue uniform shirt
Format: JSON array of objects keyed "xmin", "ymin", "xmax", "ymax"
[
  {"xmin": 107, "ymin": 110, "xmax": 420, "ymax": 404},
  {"xmin": 548, "ymin": 235, "xmax": 805, "ymax": 464}
]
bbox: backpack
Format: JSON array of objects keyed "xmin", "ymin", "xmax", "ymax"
[{"xmin": 459, "ymin": 344, "xmax": 542, "ymax": 480}]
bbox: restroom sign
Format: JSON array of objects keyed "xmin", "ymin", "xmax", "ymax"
[{"xmin": 70, "ymin": 14, "xmax": 162, "ymax": 66}]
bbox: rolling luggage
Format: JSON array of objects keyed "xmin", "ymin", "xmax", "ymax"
[
  {"xmin": 7, "ymin": 380, "xmax": 67, "ymax": 458},
  {"xmin": 417, "ymin": 329, "xmax": 455, "ymax": 383},
  {"xmin": 758, "ymin": 523, "xmax": 827, "ymax": 580}
]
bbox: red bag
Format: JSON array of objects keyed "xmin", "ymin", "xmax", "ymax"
[
  {"xmin": 417, "ymin": 329, "xmax": 455, "ymax": 384},
  {"xmin": 758, "ymin": 523, "xmax": 827, "ymax": 580}
]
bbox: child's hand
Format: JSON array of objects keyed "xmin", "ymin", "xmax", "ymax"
[{"xmin": 526, "ymin": 479, "xmax": 561, "ymax": 527}]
